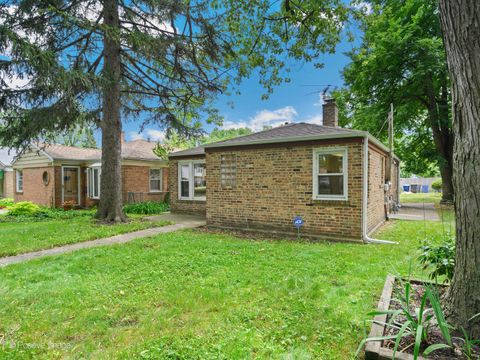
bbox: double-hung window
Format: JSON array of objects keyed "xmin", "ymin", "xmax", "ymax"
[
  {"xmin": 150, "ymin": 168, "xmax": 163, "ymax": 192},
  {"xmin": 313, "ymin": 147, "xmax": 348, "ymax": 200},
  {"xmin": 16, "ymin": 170, "xmax": 23, "ymax": 193},
  {"xmin": 178, "ymin": 160, "xmax": 206, "ymax": 200},
  {"xmin": 87, "ymin": 166, "xmax": 101, "ymax": 199}
]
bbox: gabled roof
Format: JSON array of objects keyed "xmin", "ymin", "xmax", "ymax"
[
  {"xmin": 121, "ymin": 139, "xmax": 161, "ymax": 161},
  {"xmin": 40, "ymin": 144, "xmax": 101, "ymax": 161},
  {"xmin": 0, "ymin": 148, "xmax": 17, "ymax": 168},
  {"xmin": 17, "ymin": 140, "xmax": 162, "ymax": 163},
  {"xmin": 169, "ymin": 122, "xmax": 376, "ymax": 158},
  {"xmin": 206, "ymin": 122, "xmax": 362, "ymax": 148},
  {"xmin": 169, "ymin": 122, "xmax": 399, "ymax": 160}
]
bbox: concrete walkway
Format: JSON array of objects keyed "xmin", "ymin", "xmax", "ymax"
[
  {"xmin": 389, "ymin": 203, "xmax": 440, "ymax": 221},
  {"xmin": 0, "ymin": 213, "xmax": 206, "ymax": 267}
]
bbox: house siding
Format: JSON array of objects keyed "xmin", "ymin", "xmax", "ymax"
[
  {"xmin": 205, "ymin": 141, "xmax": 364, "ymax": 241},
  {"xmin": 3, "ymin": 171, "xmax": 14, "ymax": 199},
  {"xmin": 122, "ymin": 165, "xmax": 169, "ymax": 203},
  {"xmin": 367, "ymin": 146, "xmax": 386, "ymax": 233},
  {"xmin": 366, "ymin": 145, "xmax": 400, "ymax": 233},
  {"xmin": 169, "ymin": 159, "xmax": 206, "ymax": 215},
  {"xmin": 15, "ymin": 166, "xmax": 56, "ymax": 207}
]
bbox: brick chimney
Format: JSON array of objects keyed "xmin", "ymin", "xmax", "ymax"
[
  {"xmin": 322, "ymin": 98, "xmax": 338, "ymax": 127},
  {"xmin": 121, "ymin": 131, "xmax": 126, "ymax": 144}
]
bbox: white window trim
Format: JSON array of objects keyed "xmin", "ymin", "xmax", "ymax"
[
  {"xmin": 178, "ymin": 160, "xmax": 206, "ymax": 201},
  {"xmin": 61, "ymin": 166, "xmax": 81, "ymax": 204},
  {"xmin": 86, "ymin": 166, "xmax": 101, "ymax": 200},
  {"xmin": 16, "ymin": 170, "xmax": 23, "ymax": 193},
  {"xmin": 149, "ymin": 168, "xmax": 163, "ymax": 193},
  {"xmin": 312, "ymin": 147, "xmax": 348, "ymax": 201}
]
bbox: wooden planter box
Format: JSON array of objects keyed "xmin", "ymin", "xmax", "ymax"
[{"xmin": 365, "ymin": 275, "xmax": 427, "ymax": 360}]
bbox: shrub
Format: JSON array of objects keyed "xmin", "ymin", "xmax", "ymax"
[
  {"xmin": 0, "ymin": 198, "xmax": 14, "ymax": 209},
  {"xmin": 0, "ymin": 207, "xmax": 94, "ymax": 223},
  {"xmin": 431, "ymin": 179, "xmax": 442, "ymax": 192},
  {"xmin": 8, "ymin": 201, "xmax": 41, "ymax": 216},
  {"xmin": 418, "ymin": 237, "xmax": 455, "ymax": 283},
  {"xmin": 357, "ymin": 279, "xmax": 480, "ymax": 359},
  {"xmin": 123, "ymin": 201, "xmax": 169, "ymax": 215}
]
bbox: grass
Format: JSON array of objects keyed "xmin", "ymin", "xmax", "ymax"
[
  {"xmin": 0, "ymin": 214, "xmax": 171, "ymax": 257},
  {"xmin": 400, "ymin": 191, "xmax": 443, "ymax": 205},
  {"xmin": 0, "ymin": 217, "xmax": 452, "ymax": 359}
]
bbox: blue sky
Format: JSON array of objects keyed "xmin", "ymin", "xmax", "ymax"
[{"xmin": 126, "ymin": 35, "xmax": 360, "ymax": 142}]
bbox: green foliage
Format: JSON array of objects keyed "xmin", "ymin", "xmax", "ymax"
[
  {"xmin": 0, "ymin": 207, "xmax": 93, "ymax": 223},
  {"xmin": 337, "ymin": 0, "xmax": 452, "ymax": 178},
  {"xmin": 7, "ymin": 201, "xmax": 40, "ymax": 216},
  {"xmin": 160, "ymin": 127, "xmax": 254, "ymax": 153},
  {"xmin": 56, "ymin": 124, "xmax": 97, "ymax": 148},
  {"xmin": 0, "ymin": 0, "xmax": 348, "ymax": 149},
  {"xmin": 123, "ymin": 201, "xmax": 169, "ymax": 215},
  {"xmin": 356, "ymin": 281, "xmax": 454, "ymax": 359},
  {"xmin": 0, "ymin": 198, "xmax": 14, "ymax": 208},
  {"xmin": 203, "ymin": 127, "xmax": 253, "ymax": 144},
  {"xmin": 419, "ymin": 237, "xmax": 455, "ymax": 283},
  {"xmin": 431, "ymin": 179, "xmax": 442, "ymax": 191}
]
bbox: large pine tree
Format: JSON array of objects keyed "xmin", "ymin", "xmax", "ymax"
[{"xmin": 0, "ymin": 0, "xmax": 346, "ymax": 221}]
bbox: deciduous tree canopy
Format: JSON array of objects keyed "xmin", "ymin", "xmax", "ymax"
[{"xmin": 336, "ymin": 0, "xmax": 453, "ymax": 201}]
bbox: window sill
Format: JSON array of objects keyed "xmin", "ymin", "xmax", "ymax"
[
  {"xmin": 312, "ymin": 197, "xmax": 348, "ymax": 201},
  {"xmin": 178, "ymin": 197, "xmax": 206, "ymax": 202}
]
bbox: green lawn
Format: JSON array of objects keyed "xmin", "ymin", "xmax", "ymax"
[
  {"xmin": 0, "ymin": 215, "xmax": 171, "ymax": 257},
  {"xmin": 400, "ymin": 191, "xmax": 443, "ymax": 204},
  {"xmin": 0, "ymin": 218, "xmax": 451, "ymax": 359}
]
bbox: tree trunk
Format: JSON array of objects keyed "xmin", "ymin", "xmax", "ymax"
[
  {"xmin": 96, "ymin": 0, "xmax": 126, "ymax": 223},
  {"xmin": 439, "ymin": 0, "xmax": 480, "ymax": 337},
  {"xmin": 425, "ymin": 75, "xmax": 454, "ymax": 203}
]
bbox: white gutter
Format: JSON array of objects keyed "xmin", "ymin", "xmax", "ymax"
[{"xmin": 362, "ymin": 135, "xmax": 398, "ymax": 245}]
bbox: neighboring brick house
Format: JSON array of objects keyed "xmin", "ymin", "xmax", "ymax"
[
  {"xmin": 169, "ymin": 99, "xmax": 400, "ymax": 243},
  {"xmin": 12, "ymin": 138, "xmax": 168, "ymax": 208},
  {"xmin": 0, "ymin": 148, "xmax": 16, "ymax": 199}
]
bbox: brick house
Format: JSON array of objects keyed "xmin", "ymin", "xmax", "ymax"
[
  {"xmin": 0, "ymin": 149, "xmax": 16, "ymax": 199},
  {"xmin": 169, "ymin": 100, "xmax": 400, "ymax": 243},
  {"xmin": 12, "ymin": 138, "xmax": 168, "ymax": 208}
]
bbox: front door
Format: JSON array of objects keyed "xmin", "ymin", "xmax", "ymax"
[{"xmin": 62, "ymin": 167, "xmax": 80, "ymax": 205}]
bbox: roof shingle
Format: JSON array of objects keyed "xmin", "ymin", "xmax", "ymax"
[
  {"xmin": 31, "ymin": 140, "xmax": 161, "ymax": 162},
  {"xmin": 169, "ymin": 123, "xmax": 364, "ymax": 158}
]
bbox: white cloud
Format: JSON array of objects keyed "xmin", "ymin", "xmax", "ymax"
[
  {"xmin": 145, "ymin": 129, "xmax": 166, "ymax": 142},
  {"xmin": 223, "ymin": 106, "xmax": 324, "ymax": 131},
  {"xmin": 303, "ymin": 114, "xmax": 323, "ymax": 125},
  {"xmin": 127, "ymin": 131, "xmax": 144, "ymax": 141},
  {"xmin": 351, "ymin": 1, "xmax": 373, "ymax": 15},
  {"xmin": 223, "ymin": 106, "xmax": 298, "ymax": 132},
  {"xmin": 127, "ymin": 129, "xmax": 166, "ymax": 142}
]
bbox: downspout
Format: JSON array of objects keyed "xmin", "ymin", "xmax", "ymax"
[{"xmin": 362, "ymin": 136, "xmax": 398, "ymax": 245}]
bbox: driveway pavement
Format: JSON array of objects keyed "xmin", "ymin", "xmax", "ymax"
[
  {"xmin": 0, "ymin": 213, "xmax": 206, "ymax": 267},
  {"xmin": 389, "ymin": 203, "xmax": 440, "ymax": 221}
]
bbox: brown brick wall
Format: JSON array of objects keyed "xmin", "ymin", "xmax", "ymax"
[
  {"xmin": 169, "ymin": 160, "xmax": 206, "ymax": 215},
  {"xmin": 367, "ymin": 147, "xmax": 386, "ymax": 233},
  {"xmin": 14, "ymin": 167, "xmax": 56, "ymax": 207},
  {"xmin": 205, "ymin": 141, "xmax": 364, "ymax": 241},
  {"xmin": 122, "ymin": 165, "xmax": 168, "ymax": 203},
  {"xmin": 3, "ymin": 171, "xmax": 14, "ymax": 199}
]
